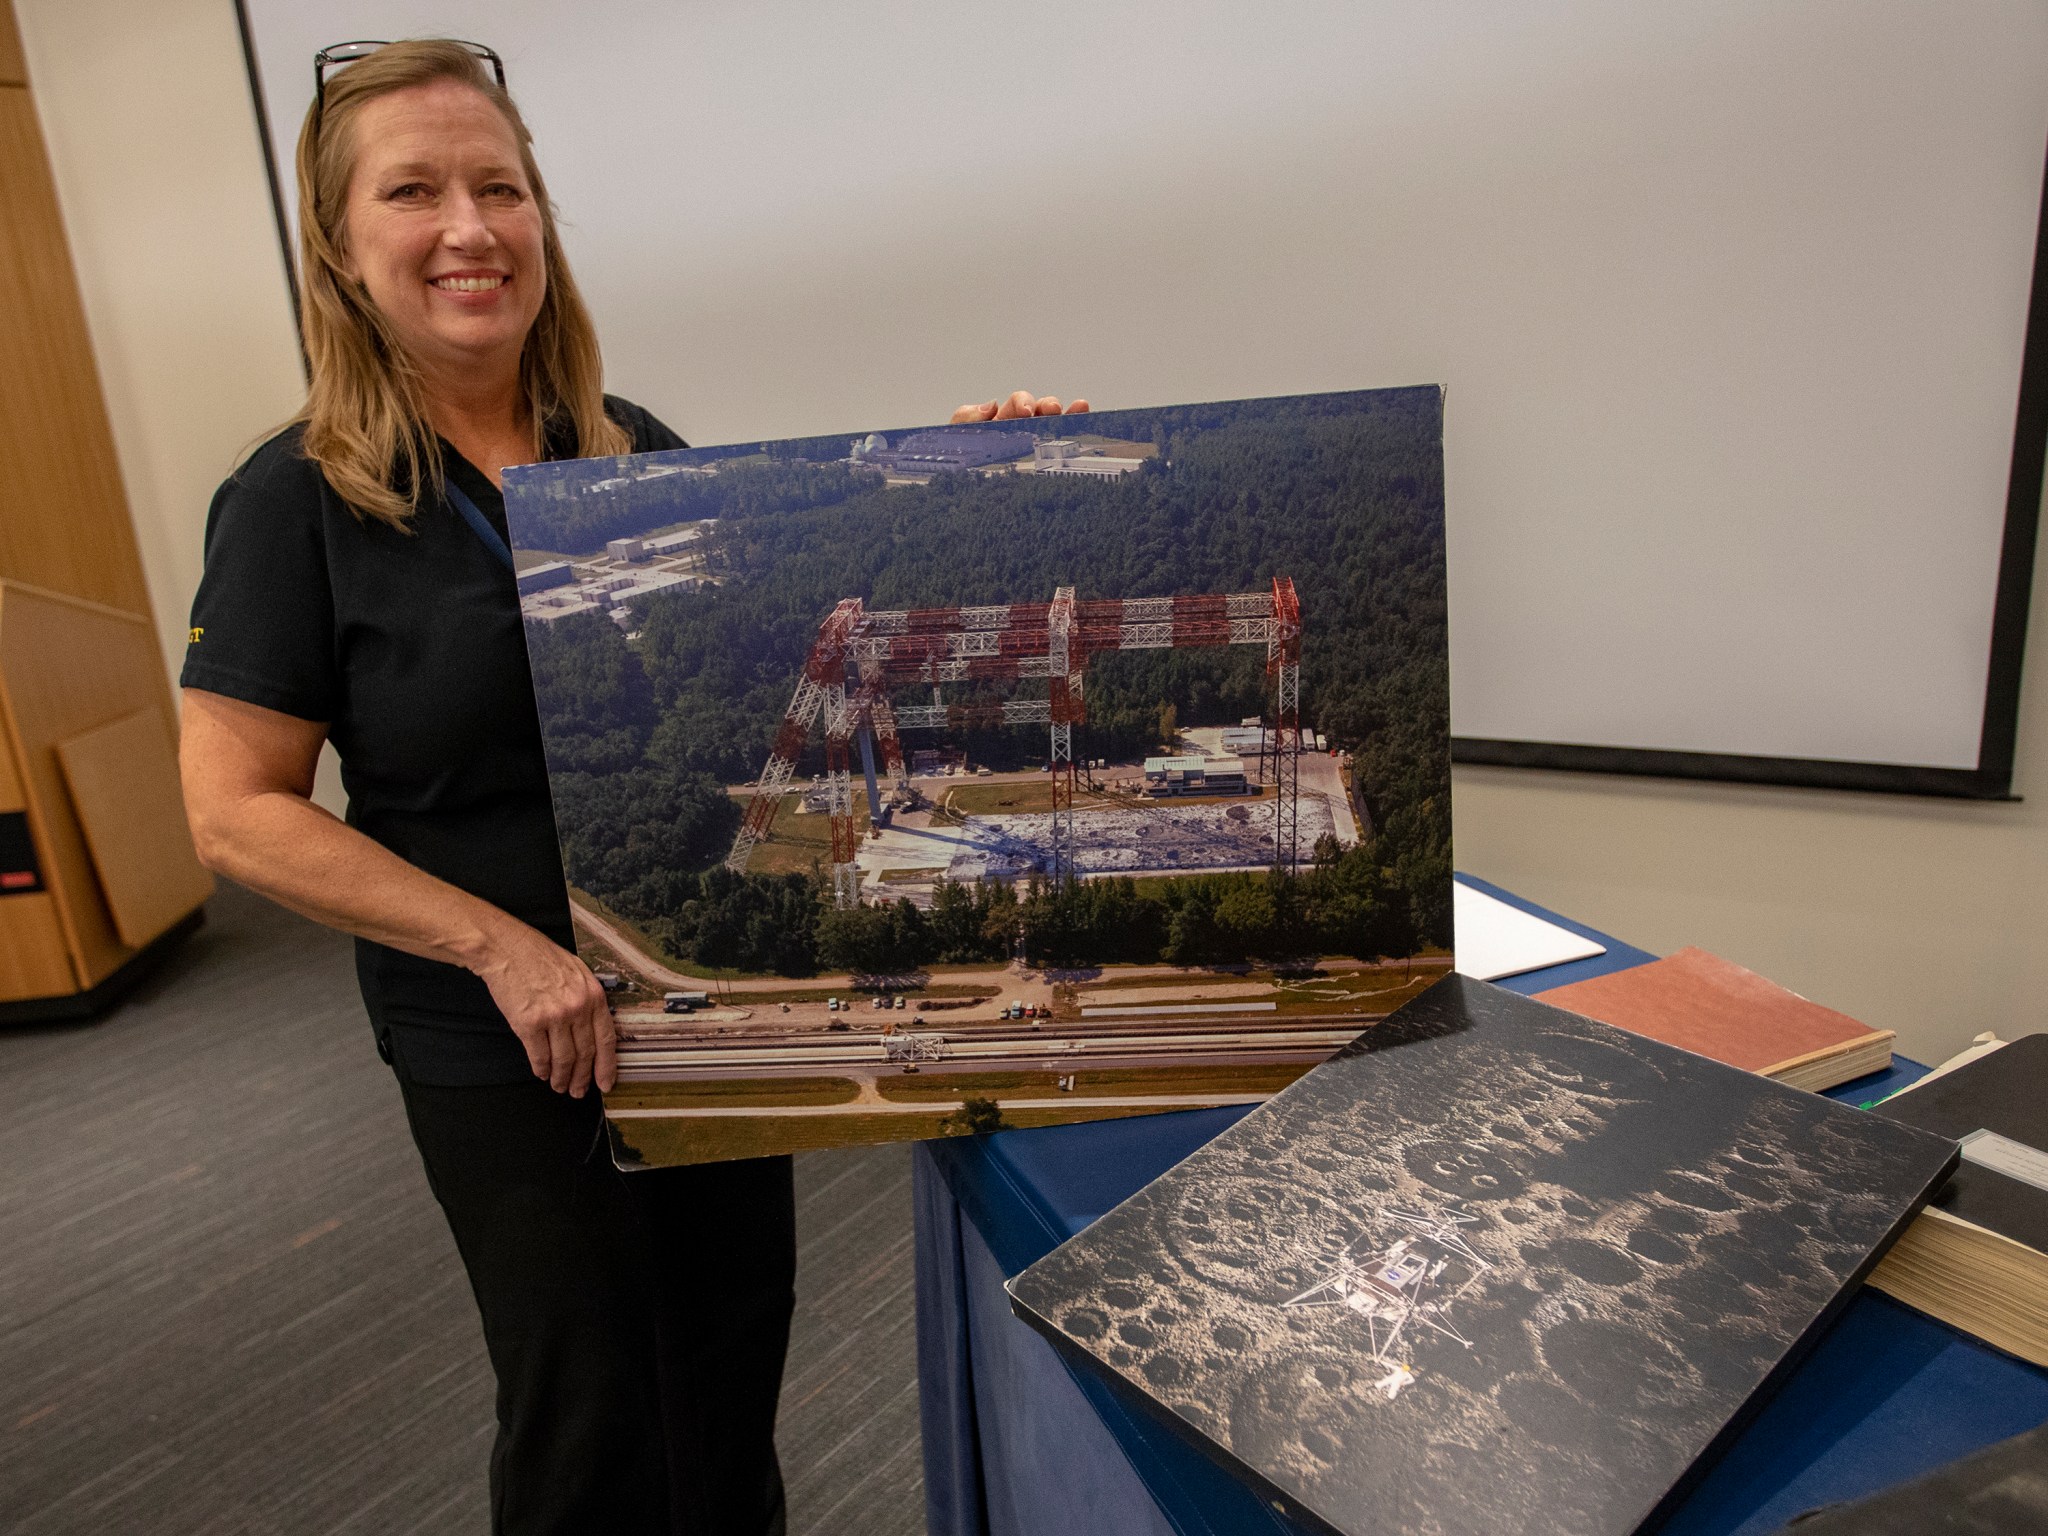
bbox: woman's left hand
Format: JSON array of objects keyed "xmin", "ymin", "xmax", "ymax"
[{"xmin": 952, "ymin": 391, "xmax": 1090, "ymax": 423}]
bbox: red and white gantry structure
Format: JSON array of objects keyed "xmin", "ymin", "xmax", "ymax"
[{"xmin": 727, "ymin": 577, "xmax": 1305, "ymax": 906}]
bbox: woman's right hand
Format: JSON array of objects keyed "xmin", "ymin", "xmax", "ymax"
[
  {"xmin": 952, "ymin": 390, "xmax": 1089, "ymax": 423},
  {"xmin": 474, "ymin": 921, "xmax": 617, "ymax": 1098},
  {"xmin": 181, "ymin": 687, "xmax": 619, "ymax": 1099}
]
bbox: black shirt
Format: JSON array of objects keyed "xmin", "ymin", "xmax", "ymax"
[{"xmin": 181, "ymin": 397, "xmax": 684, "ymax": 1084}]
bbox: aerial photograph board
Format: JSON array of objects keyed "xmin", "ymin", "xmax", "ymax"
[{"xmin": 502, "ymin": 386, "xmax": 1451, "ymax": 1166}]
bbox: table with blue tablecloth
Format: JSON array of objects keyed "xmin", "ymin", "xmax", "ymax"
[{"xmin": 913, "ymin": 875, "xmax": 2048, "ymax": 1535}]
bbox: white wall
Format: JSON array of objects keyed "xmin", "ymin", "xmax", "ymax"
[
  {"xmin": 238, "ymin": 0, "xmax": 2048, "ymax": 775},
  {"xmin": 17, "ymin": 0, "xmax": 2043, "ymax": 1064}
]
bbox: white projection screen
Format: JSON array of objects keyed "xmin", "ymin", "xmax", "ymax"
[{"xmin": 237, "ymin": 1, "xmax": 2048, "ymax": 797}]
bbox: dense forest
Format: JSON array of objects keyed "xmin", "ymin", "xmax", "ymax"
[
  {"xmin": 814, "ymin": 839, "xmax": 1436, "ymax": 974},
  {"xmin": 509, "ymin": 454, "xmax": 875, "ymax": 553},
  {"xmin": 523, "ymin": 388, "xmax": 1452, "ymax": 974}
]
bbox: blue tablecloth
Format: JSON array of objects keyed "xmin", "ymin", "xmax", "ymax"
[{"xmin": 914, "ymin": 875, "xmax": 2048, "ymax": 1535}]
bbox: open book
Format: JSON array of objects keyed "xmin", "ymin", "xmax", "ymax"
[{"xmin": 1868, "ymin": 1032, "xmax": 2048, "ymax": 1368}]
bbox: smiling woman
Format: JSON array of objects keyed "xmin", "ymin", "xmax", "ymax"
[
  {"xmin": 172, "ymin": 35, "xmax": 1084, "ymax": 1536},
  {"xmin": 342, "ymin": 83, "xmax": 546, "ymax": 362},
  {"xmin": 293, "ymin": 41, "xmax": 627, "ymax": 525},
  {"xmin": 173, "ymin": 39, "xmax": 790, "ymax": 1536}
]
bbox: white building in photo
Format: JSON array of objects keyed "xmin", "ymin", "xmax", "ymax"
[
  {"xmin": 610, "ymin": 570, "xmax": 697, "ymax": 606},
  {"xmin": 645, "ymin": 527, "xmax": 702, "ymax": 554},
  {"xmin": 519, "ymin": 594, "xmax": 605, "ymax": 625},
  {"xmin": 1032, "ymin": 437, "xmax": 1147, "ymax": 478},
  {"xmin": 515, "ymin": 560, "xmax": 575, "ymax": 595}
]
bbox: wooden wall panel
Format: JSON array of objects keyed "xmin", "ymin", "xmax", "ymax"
[
  {"xmin": 0, "ymin": 69, "xmax": 153, "ymax": 617},
  {"xmin": 0, "ymin": 892, "xmax": 74, "ymax": 1000},
  {"xmin": 0, "ymin": 581, "xmax": 180, "ymax": 988},
  {"xmin": 57, "ymin": 707, "xmax": 213, "ymax": 948}
]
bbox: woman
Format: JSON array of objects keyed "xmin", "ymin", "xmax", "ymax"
[{"xmin": 178, "ymin": 38, "xmax": 1082, "ymax": 1536}]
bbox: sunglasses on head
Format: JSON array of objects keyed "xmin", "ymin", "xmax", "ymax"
[{"xmin": 312, "ymin": 39, "xmax": 506, "ymax": 133}]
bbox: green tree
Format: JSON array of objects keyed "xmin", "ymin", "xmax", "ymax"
[
  {"xmin": 940, "ymin": 1096, "xmax": 1007, "ymax": 1136},
  {"xmin": 552, "ymin": 767, "xmax": 739, "ymax": 920},
  {"xmin": 1215, "ymin": 879, "xmax": 1277, "ymax": 955},
  {"xmin": 979, "ymin": 882, "xmax": 1023, "ymax": 958},
  {"xmin": 930, "ymin": 878, "xmax": 982, "ymax": 961},
  {"xmin": 815, "ymin": 902, "xmax": 897, "ymax": 976},
  {"xmin": 886, "ymin": 899, "xmax": 933, "ymax": 970},
  {"xmin": 526, "ymin": 611, "xmax": 658, "ymax": 774},
  {"xmin": 1161, "ymin": 892, "xmax": 1216, "ymax": 966},
  {"xmin": 672, "ymin": 867, "xmax": 822, "ymax": 975}
]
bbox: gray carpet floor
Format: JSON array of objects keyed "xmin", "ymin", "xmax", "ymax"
[{"xmin": 0, "ymin": 883, "xmax": 924, "ymax": 1535}]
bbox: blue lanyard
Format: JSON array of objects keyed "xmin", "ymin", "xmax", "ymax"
[{"xmin": 445, "ymin": 479, "xmax": 515, "ymax": 571}]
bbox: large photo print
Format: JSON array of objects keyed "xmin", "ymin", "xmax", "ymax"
[{"xmin": 503, "ymin": 386, "xmax": 1451, "ymax": 1166}]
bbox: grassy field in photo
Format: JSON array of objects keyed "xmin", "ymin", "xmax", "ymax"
[{"xmin": 604, "ymin": 1076, "xmax": 864, "ymax": 1111}]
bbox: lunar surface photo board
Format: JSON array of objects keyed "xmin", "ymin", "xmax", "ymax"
[
  {"xmin": 1007, "ymin": 975, "xmax": 1959, "ymax": 1536},
  {"xmin": 502, "ymin": 387, "xmax": 1451, "ymax": 1166}
]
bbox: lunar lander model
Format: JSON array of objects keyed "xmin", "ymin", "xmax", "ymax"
[{"xmin": 1282, "ymin": 1208, "xmax": 1490, "ymax": 1397}]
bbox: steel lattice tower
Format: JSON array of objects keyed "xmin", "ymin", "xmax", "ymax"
[
  {"xmin": 1268, "ymin": 576, "xmax": 1303, "ymax": 874},
  {"xmin": 1046, "ymin": 586, "xmax": 1080, "ymax": 885},
  {"xmin": 727, "ymin": 582, "xmax": 1305, "ymax": 906}
]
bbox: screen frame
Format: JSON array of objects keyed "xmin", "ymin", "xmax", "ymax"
[{"xmin": 1455, "ymin": 139, "xmax": 2046, "ymax": 803}]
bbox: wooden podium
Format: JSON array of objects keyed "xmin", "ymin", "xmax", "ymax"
[
  {"xmin": 0, "ymin": 1, "xmax": 213, "ymax": 1020},
  {"xmin": 0, "ymin": 582, "xmax": 211, "ymax": 1018}
]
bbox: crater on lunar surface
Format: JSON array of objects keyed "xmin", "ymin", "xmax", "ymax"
[
  {"xmin": 1403, "ymin": 1138, "xmax": 1533, "ymax": 1198},
  {"xmin": 1526, "ymin": 1029, "xmax": 1666, "ymax": 1095},
  {"xmin": 1538, "ymin": 1237, "xmax": 1644, "ymax": 1287},
  {"xmin": 1626, "ymin": 1228, "xmax": 1689, "ymax": 1265},
  {"xmin": 1062, "ymin": 1307, "xmax": 1108, "ymax": 1340},
  {"xmin": 1165, "ymin": 1177, "xmax": 1354, "ymax": 1296},
  {"xmin": 1545, "ymin": 1317, "xmax": 1688, "ymax": 1408},
  {"xmin": 1232, "ymin": 1343, "xmax": 1393, "ymax": 1448},
  {"xmin": 1658, "ymin": 1172, "xmax": 1743, "ymax": 1212}
]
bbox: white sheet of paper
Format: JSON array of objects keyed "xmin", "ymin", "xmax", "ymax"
[
  {"xmin": 1959, "ymin": 1128, "xmax": 2048, "ymax": 1195},
  {"xmin": 1878, "ymin": 1032, "xmax": 2007, "ymax": 1102},
  {"xmin": 1453, "ymin": 882, "xmax": 1607, "ymax": 982}
]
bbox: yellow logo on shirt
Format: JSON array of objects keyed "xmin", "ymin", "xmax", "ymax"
[{"xmin": 188, "ymin": 626, "xmax": 204, "ymax": 644}]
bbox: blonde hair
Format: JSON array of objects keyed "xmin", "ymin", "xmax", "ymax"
[{"xmin": 291, "ymin": 39, "xmax": 629, "ymax": 527}]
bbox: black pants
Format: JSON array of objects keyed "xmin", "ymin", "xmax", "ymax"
[{"xmin": 393, "ymin": 1067, "xmax": 796, "ymax": 1536}]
